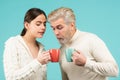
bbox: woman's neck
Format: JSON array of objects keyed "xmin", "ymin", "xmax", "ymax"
[
  {"xmin": 22, "ymin": 34, "xmax": 37, "ymax": 47},
  {"xmin": 22, "ymin": 34, "xmax": 39, "ymax": 59}
]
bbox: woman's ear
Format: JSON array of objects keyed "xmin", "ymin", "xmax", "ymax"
[{"xmin": 24, "ymin": 22, "xmax": 29, "ymax": 29}]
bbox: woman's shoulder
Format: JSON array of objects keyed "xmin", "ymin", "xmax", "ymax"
[{"xmin": 5, "ymin": 35, "xmax": 20, "ymax": 45}]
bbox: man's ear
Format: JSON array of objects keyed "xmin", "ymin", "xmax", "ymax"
[
  {"xmin": 24, "ymin": 22, "xmax": 29, "ymax": 29},
  {"xmin": 70, "ymin": 22, "xmax": 75, "ymax": 30}
]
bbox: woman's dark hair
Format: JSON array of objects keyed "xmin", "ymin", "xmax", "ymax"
[{"xmin": 21, "ymin": 8, "xmax": 47, "ymax": 36}]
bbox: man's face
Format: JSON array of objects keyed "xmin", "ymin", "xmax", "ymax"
[{"xmin": 50, "ymin": 18, "xmax": 73, "ymax": 45}]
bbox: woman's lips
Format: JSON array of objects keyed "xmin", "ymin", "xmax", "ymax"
[{"xmin": 38, "ymin": 32, "xmax": 44, "ymax": 34}]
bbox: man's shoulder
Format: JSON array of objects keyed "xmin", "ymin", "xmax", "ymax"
[
  {"xmin": 78, "ymin": 30, "xmax": 99, "ymax": 40},
  {"xmin": 79, "ymin": 30, "xmax": 97, "ymax": 36}
]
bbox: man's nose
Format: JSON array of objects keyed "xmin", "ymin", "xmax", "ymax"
[{"xmin": 54, "ymin": 29, "xmax": 59, "ymax": 35}]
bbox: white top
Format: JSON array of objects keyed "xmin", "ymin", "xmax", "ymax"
[
  {"xmin": 60, "ymin": 30, "xmax": 119, "ymax": 80},
  {"xmin": 3, "ymin": 35, "xmax": 46, "ymax": 80}
]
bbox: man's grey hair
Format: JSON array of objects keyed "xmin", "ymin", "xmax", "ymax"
[{"xmin": 48, "ymin": 7, "xmax": 76, "ymax": 25}]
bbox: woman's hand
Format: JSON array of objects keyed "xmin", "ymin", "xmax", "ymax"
[{"xmin": 37, "ymin": 51, "xmax": 51, "ymax": 65}]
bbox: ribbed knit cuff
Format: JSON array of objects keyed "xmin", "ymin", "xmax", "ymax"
[
  {"xmin": 31, "ymin": 59, "xmax": 42, "ymax": 72},
  {"xmin": 84, "ymin": 59, "xmax": 94, "ymax": 70}
]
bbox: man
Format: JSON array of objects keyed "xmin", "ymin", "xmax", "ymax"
[{"xmin": 48, "ymin": 7, "xmax": 119, "ymax": 80}]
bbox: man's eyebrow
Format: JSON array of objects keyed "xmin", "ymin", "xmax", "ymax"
[
  {"xmin": 56, "ymin": 24, "xmax": 62, "ymax": 27},
  {"xmin": 51, "ymin": 24, "xmax": 61, "ymax": 28}
]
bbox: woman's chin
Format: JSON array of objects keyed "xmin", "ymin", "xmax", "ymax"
[{"xmin": 37, "ymin": 35, "xmax": 43, "ymax": 38}]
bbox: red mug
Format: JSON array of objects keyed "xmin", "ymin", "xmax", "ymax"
[{"xmin": 49, "ymin": 49, "xmax": 60, "ymax": 62}]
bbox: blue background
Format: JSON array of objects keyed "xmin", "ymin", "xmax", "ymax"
[{"xmin": 0, "ymin": 0, "xmax": 120, "ymax": 80}]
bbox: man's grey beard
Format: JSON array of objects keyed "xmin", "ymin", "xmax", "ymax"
[
  {"xmin": 59, "ymin": 40, "xmax": 68, "ymax": 45},
  {"xmin": 59, "ymin": 37, "xmax": 71, "ymax": 45},
  {"xmin": 58, "ymin": 29, "xmax": 72, "ymax": 45}
]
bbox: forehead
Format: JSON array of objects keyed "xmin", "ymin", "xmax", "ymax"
[
  {"xmin": 50, "ymin": 18, "xmax": 65, "ymax": 27},
  {"xmin": 33, "ymin": 14, "xmax": 46, "ymax": 22}
]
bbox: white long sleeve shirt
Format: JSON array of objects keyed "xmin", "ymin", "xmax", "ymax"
[
  {"xmin": 3, "ymin": 35, "xmax": 46, "ymax": 80},
  {"xmin": 60, "ymin": 30, "xmax": 119, "ymax": 80}
]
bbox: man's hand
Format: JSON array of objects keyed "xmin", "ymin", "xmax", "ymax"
[{"xmin": 72, "ymin": 50, "xmax": 86, "ymax": 66}]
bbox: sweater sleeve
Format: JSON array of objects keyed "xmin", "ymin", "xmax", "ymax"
[
  {"xmin": 39, "ymin": 45, "xmax": 47, "ymax": 80},
  {"xmin": 84, "ymin": 35, "xmax": 119, "ymax": 77},
  {"xmin": 59, "ymin": 63, "xmax": 69, "ymax": 80},
  {"xmin": 14, "ymin": 60, "xmax": 42, "ymax": 80},
  {"xmin": 3, "ymin": 38, "xmax": 45, "ymax": 80}
]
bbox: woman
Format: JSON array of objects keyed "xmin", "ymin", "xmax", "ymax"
[{"xmin": 3, "ymin": 8, "xmax": 50, "ymax": 80}]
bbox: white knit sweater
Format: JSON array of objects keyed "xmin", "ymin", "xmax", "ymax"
[
  {"xmin": 60, "ymin": 30, "xmax": 119, "ymax": 80},
  {"xmin": 3, "ymin": 35, "xmax": 46, "ymax": 80}
]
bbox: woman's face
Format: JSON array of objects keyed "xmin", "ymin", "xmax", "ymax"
[{"xmin": 25, "ymin": 14, "xmax": 47, "ymax": 38}]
